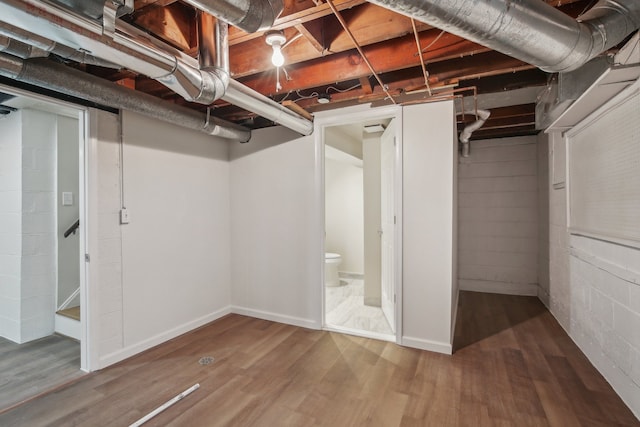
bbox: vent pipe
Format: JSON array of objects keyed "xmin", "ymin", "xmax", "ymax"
[
  {"xmin": 0, "ymin": 22, "xmax": 119, "ymax": 67},
  {"xmin": 0, "ymin": 53, "xmax": 250, "ymax": 142},
  {"xmin": 369, "ymin": 0, "xmax": 640, "ymax": 73},
  {"xmin": 459, "ymin": 110, "xmax": 491, "ymax": 158},
  {"xmin": 0, "ymin": 0, "xmax": 313, "ymax": 135},
  {"xmin": 183, "ymin": 0, "xmax": 284, "ymax": 33}
]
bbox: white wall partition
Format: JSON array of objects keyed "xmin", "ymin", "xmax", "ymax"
[
  {"xmin": 229, "ymin": 126, "xmax": 320, "ymax": 328},
  {"xmin": 86, "ymin": 109, "xmax": 232, "ymax": 368},
  {"xmin": 325, "ymin": 156, "xmax": 364, "ymax": 275},
  {"xmin": 121, "ymin": 111, "xmax": 232, "ymax": 348},
  {"xmin": 402, "ymin": 101, "xmax": 457, "ymax": 353}
]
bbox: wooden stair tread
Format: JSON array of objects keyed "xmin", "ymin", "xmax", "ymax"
[{"xmin": 56, "ymin": 306, "xmax": 80, "ymax": 321}]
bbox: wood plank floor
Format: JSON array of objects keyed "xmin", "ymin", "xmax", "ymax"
[
  {"xmin": 0, "ymin": 292, "xmax": 637, "ymax": 426},
  {"xmin": 0, "ymin": 334, "xmax": 83, "ymax": 413}
]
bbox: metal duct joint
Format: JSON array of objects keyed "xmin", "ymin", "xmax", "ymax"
[
  {"xmin": 0, "ymin": 22, "xmax": 120, "ymax": 68},
  {"xmin": 183, "ymin": 0, "xmax": 284, "ymax": 33},
  {"xmin": 459, "ymin": 110, "xmax": 490, "ymax": 158},
  {"xmin": 0, "ymin": 0, "xmax": 313, "ymax": 135},
  {"xmin": 0, "ymin": 53, "xmax": 250, "ymax": 142},
  {"xmin": 369, "ymin": 0, "xmax": 640, "ymax": 73}
]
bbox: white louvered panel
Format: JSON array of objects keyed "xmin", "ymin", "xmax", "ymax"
[{"xmin": 569, "ymin": 90, "xmax": 640, "ymax": 245}]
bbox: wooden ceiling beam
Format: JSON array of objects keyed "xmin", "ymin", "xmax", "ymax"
[
  {"xmin": 228, "ymin": 0, "xmax": 367, "ymax": 45},
  {"xmin": 294, "ymin": 21, "xmax": 325, "ymax": 54},
  {"xmin": 129, "ymin": 2, "xmax": 195, "ymax": 51},
  {"xmin": 230, "ymin": 4, "xmax": 433, "ymax": 77}
]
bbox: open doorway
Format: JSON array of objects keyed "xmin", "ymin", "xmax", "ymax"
[
  {"xmin": 319, "ymin": 106, "xmax": 402, "ymax": 342},
  {"xmin": 0, "ymin": 86, "xmax": 87, "ymax": 410}
]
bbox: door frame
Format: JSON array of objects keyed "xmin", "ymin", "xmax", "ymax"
[
  {"xmin": 0, "ymin": 83, "xmax": 93, "ymax": 371},
  {"xmin": 314, "ymin": 104, "xmax": 403, "ymax": 344}
]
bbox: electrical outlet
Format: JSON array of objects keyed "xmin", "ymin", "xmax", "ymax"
[{"xmin": 120, "ymin": 208, "xmax": 130, "ymax": 224}]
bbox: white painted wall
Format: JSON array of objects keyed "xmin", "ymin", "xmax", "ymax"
[
  {"xmin": 541, "ymin": 84, "xmax": 640, "ymax": 418},
  {"xmin": 20, "ymin": 109, "xmax": 57, "ymax": 343},
  {"xmin": 89, "ymin": 109, "xmax": 125, "ymax": 363},
  {"xmin": 325, "ymin": 157, "xmax": 364, "ymax": 275},
  {"xmin": 537, "ymin": 133, "xmax": 550, "ymax": 306},
  {"xmin": 402, "ymin": 100, "xmax": 457, "ymax": 354},
  {"xmin": 0, "ymin": 111, "xmax": 23, "ymax": 342},
  {"xmin": 121, "ymin": 110, "xmax": 232, "ymax": 347},
  {"xmin": 230, "ymin": 126, "xmax": 320, "ymax": 329},
  {"xmin": 363, "ymin": 133, "xmax": 381, "ymax": 305},
  {"xmin": 87, "ymin": 109, "xmax": 233, "ymax": 369},
  {"xmin": 57, "ymin": 116, "xmax": 80, "ymax": 307},
  {"xmin": 458, "ymin": 136, "xmax": 539, "ymax": 295}
]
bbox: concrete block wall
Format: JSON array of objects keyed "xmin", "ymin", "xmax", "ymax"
[
  {"xmin": 458, "ymin": 136, "xmax": 539, "ymax": 295},
  {"xmin": 19, "ymin": 109, "xmax": 57, "ymax": 342},
  {"xmin": 0, "ymin": 111, "xmax": 23, "ymax": 342},
  {"xmin": 542, "ymin": 94, "xmax": 640, "ymax": 416}
]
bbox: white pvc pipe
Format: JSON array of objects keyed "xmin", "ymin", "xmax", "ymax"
[{"xmin": 128, "ymin": 383, "xmax": 200, "ymax": 427}]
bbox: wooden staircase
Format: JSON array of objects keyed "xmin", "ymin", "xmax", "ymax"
[{"xmin": 55, "ymin": 306, "xmax": 80, "ymax": 340}]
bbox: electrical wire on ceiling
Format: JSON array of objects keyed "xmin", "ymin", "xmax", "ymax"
[
  {"xmin": 326, "ymin": 0, "xmax": 397, "ymax": 104},
  {"xmin": 326, "ymin": 83, "xmax": 361, "ymax": 93},
  {"xmin": 411, "ymin": 18, "xmax": 432, "ymax": 96}
]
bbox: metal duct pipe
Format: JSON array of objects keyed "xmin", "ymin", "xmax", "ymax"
[
  {"xmin": 459, "ymin": 109, "xmax": 490, "ymax": 158},
  {"xmin": 0, "ymin": 0, "xmax": 224, "ymax": 104},
  {"xmin": 0, "ymin": 54, "xmax": 250, "ymax": 142},
  {"xmin": 198, "ymin": 13, "xmax": 229, "ymax": 92},
  {"xmin": 0, "ymin": 0, "xmax": 313, "ymax": 135},
  {"xmin": 0, "ymin": 23, "xmax": 120, "ymax": 67},
  {"xmin": 0, "ymin": 34, "xmax": 48, "ymax": 58},
  {"xmin": 223, "ymin": 80, "xmax": 314, "ymax": 135},
  {"xmin": 183, "ymin": 0, "xmax": 284, "ymax": 33},
  {"xmin": 368, "ymin": 0, "xmax": 640, "ymax": 73}
]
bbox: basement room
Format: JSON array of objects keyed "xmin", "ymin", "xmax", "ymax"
[{"xmin": 0, "ymin": 0, "xmax": 639, "ymax": 425}]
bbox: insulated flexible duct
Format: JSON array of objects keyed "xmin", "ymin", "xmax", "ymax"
[
  {"xmin": 0, "ymin": 53, "xmax": 250, "ymax": 142},
  {"xmin": 369, "ymin": 0, "xmax": 640, "ymax": 73}
]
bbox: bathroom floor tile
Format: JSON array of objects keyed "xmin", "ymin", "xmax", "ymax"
[{"xmin": 325, "ymin": 279, "xmax": 393, "ymax": 336}]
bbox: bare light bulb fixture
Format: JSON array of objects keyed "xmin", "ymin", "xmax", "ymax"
[{"xmin": 265, "ymin": 31, "xmax": 286, "ymax": 67}]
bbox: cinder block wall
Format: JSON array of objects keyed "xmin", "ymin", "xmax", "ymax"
[{"xmin": 458, "ymin": 136, "xmax": 539, "ymax": 295}]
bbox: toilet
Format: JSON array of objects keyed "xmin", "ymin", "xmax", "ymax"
[{"xmin": 325, "ymin": 253, "xmax": 342, "ymax": 287}]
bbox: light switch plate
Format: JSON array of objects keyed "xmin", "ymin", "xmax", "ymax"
[
  {"xmin": 62, "ymin": 192, "xmax": 73, "ymax": 206},
  {"xmin": 120, "ymin": 208, "xmax": 130, "ymax": 224}
]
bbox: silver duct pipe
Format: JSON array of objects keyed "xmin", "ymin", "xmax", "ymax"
[
  {"xmin": 223, "ymin": 80, "xmax": 314, "ymax": 135},
  {"xmin": 183, "ymin": 0, "xmax": 284, "ymax": 33},
  {"xmin": 0, "ymin": 53, "xmax": 251, "ymax": 142},
  {"xmin": 0, "ymin": 0, "xmax": 224, "ymax": 104},
  {"xmin": 0, "ymin": 0, "xmax": 313, "ymax": 135},
  {"xmin": 0, "ymin": 22, "xmax": 120, "ymax": 67},
  {"xmin": 459, "ymin": 110, "xmax": 490, "ymax": 158},
  {"xmin": 0, "ymin": 34, "xmax": 48, "ymax": 58},
  {"xmin": 369, "ymin": 0, "xmax": 640, "ymax": 73}
]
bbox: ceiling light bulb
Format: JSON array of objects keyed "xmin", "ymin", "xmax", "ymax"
[{"xmin": 271, "ymin": 44, "xmax": 285, "ymax": 67}]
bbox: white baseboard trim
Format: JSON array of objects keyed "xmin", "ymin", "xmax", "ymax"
[
  {"xmin": 231, "ymin": 306, "xmax": 320, "ymax": 330},
  {"xmin": 402, "ymin": 335, "xmax": 452, "ymax": 355},
  {"xmin": 55, "ymin": 314, "xmax": 81, "ymax": 341},
  {"xmin": 98, "ymin": 306, "xmax": 231, "ymax": 369},
  {"xmin": 459, "ymin": 279, "xmax": 538, "ymax": 296}
]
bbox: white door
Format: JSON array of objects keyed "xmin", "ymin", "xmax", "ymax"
[{"xmin": 380, "ymin": 119, "xmax": 396, "ymax": 333}]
